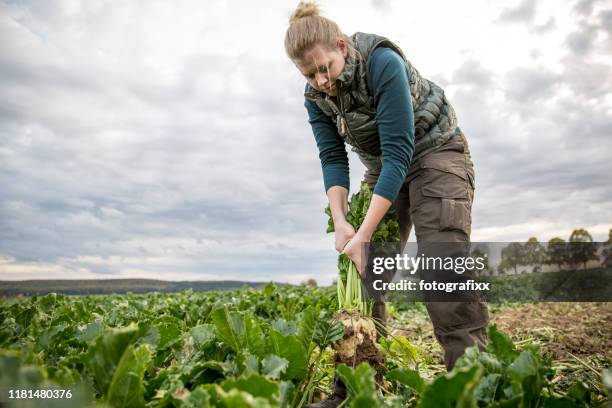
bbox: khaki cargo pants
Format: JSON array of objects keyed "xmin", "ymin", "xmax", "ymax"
[{"xmin": 366, "ymin": 132, "xmax": 489, "ymax": 370}]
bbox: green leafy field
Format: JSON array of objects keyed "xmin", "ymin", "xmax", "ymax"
[{"xmin": 1, "ymin": 285, "xmax": 610, "ymax": 407}]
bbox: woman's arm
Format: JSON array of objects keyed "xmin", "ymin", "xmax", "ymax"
[
  {"xmin": 367, "ymin": 47, "xmax": 415, "ymax": 202},
  {"xmin": 327, "ymin": 186, "xmax": 357, "ymax": 252},
  {"xmin": 344, "ymin": 47, "xmax": 416, "ymax": 274},
  {"xmin": 304, "ymin": 97, "xmax": 356, "ymax": 251},
  {"xmin": 305, "ymin": 98, "xmax": 350, "ymax": 194}
]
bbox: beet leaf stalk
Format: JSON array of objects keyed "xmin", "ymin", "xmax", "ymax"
[
  {"xmin": 326, "ymin": 181, "xmax": 400, "ymax": 315},
  {"xmin": 336, "ymin": 254, "xmax": 367, "ymax": 314}
]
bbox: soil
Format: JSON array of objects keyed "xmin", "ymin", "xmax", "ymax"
[
  {"xmin": 489, "ymin": 302, "xmax": 612, "ymax": 360},
  {"xmin": 392, "ymin": 302, "xmax": 611, "ymax": 364}
]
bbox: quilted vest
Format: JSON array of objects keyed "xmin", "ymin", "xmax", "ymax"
[{"xmin": 304, "ymin": 32, "xmax": 459, "ymax": 174}]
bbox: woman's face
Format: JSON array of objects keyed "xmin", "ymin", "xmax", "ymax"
[{"xmin": 294, "ymin": 39, "xmax": 348, "ymax": 96}]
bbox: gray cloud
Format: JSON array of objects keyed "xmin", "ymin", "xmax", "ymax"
[
  {"xmin": 497, "ymin": 0, "xmax": 537, "ymax": 24},
  {"xmin": 532, "ymin": 17, "xmax": 556, "ymax": 34},
  {"xmin": 600, "ymin": 9, "xmax": 612, "ymax": 34},
  {"xmin": 566, "ymin": 22, "xmax": 598, "ymax": 56},
  {"xmin": 0, "ymin": 1, "xmax": 337, "ymax": 283},
  {"xmin": 503, "ymin": 67, "xmax": 560, "ymax": 103},
  {"xmin": 495, "ymin": 0, "xmax": 566, "ymax": 37},
  {"xmin": 451, "ymin": 60, "xmax": 494, "ymax": 88},
  {"xmin": 561, "ymin": 1, "xmax": 612, "ymax": 99},
  {"xmin": 1, "ymin": 0, "xmax": 611, "ymax": 284},
  {"xmin": 370, "ymin": 0, "xmax": 392, "ymax": 10},
  {"xmin": 445, "ymin": 1, "xmax": 612, "ymax": 242},
  {"xmin": 572, "ymin": 0, "xmax": 600, "ymax": 17}
]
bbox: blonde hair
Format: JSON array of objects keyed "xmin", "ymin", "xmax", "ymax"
[{"xmin": 284, "ymin": 1, "xmax": 346, "ymax": 60}]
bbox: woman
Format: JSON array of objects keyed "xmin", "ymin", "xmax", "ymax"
[{"xmin": 285, "ymin": 2, "xmax": 489, "ymax": 405}]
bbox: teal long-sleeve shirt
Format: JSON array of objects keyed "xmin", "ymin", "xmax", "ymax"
[{"xmin": 305, "ymin": 47, "xmax": 415, "ymax": 202}]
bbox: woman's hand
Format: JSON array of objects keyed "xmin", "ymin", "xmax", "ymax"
[
  {"xmin": 341, "ymin": 194, "xmax": 391, "ymax": 276},
  {"xmin": 342, "ymin": 231, "xmax": 370, "ymax": 277},
  {"xmin": 334, "ymin": 220, "xmax": 356, "ymax": 253}
]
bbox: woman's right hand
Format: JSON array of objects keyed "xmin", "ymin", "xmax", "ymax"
[{"xmin": 334, "ymin": 220, "xmax": 356, "ymax": 253}]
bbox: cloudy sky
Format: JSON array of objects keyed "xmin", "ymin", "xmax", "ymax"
[{"xmin": 1, "ymin": 0, "xmax": 610, "ymax": 285}]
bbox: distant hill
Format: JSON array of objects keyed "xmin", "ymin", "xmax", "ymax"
[{"xmin": 0, "ymin": 279, "xmax": 268, "ymax": 297}]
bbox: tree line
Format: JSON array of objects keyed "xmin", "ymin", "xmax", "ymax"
[{"xmin": 471, "ymin": 228, "xmax": 612, "ymax": 275}]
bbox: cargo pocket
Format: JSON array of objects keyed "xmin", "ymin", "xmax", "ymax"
[
  {"xmin": 420, "ymin": 162, "xmax": 472, "ymax": 235},
  {"xmin": 440, "ymin": 198, "xmax": 470, "ymax": 234}
]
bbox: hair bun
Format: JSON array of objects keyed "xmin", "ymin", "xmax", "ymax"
[{"xmin": 289, "ymin": 1, "xmax": 321, "ymax": 24}]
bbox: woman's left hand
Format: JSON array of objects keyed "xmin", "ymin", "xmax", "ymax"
[{"xmin": 342, "ymin": 232, "xmax": 370, "ymax": 277}]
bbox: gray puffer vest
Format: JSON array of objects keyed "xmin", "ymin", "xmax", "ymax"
[{"xmin": 304, "ymin": 32, "xmax": 459, "ymax": 176}]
